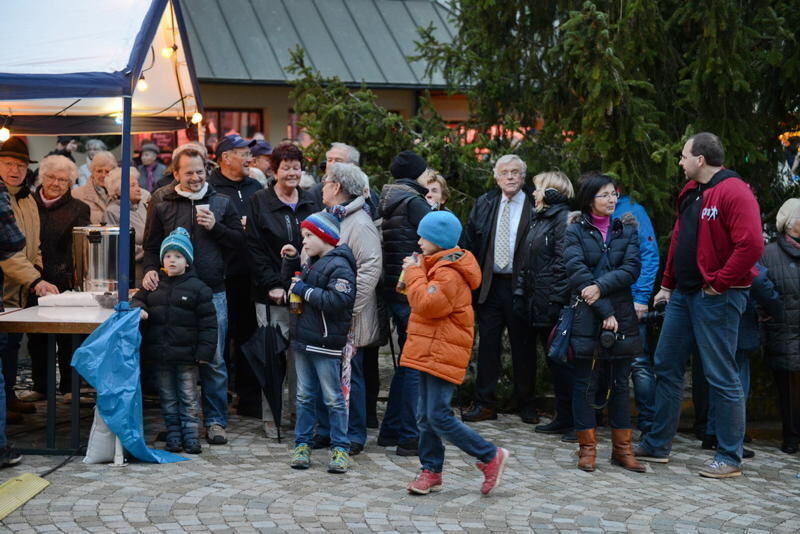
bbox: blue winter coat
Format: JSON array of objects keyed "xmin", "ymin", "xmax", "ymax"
[{"xmin": 613, "ymin": 195, "xmax": 659, "ymax": 306}]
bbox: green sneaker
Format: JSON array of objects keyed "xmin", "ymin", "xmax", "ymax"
[
  {"xmin": 291, "ymin": 443, "xmax": 311, "ymax": 469},
  {"xmin": 328, "ymin": 446, "xmax": 350, "ymax": 473}
]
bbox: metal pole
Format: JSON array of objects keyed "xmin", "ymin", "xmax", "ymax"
[{"xmin": 118, "ymin": 95, "xmax": 132, "ymax": 303}]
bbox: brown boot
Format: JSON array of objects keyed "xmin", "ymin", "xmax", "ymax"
[
  {"xmin": 7, "ymin": 395, "xmax": 36, "ymax": 414},
  {"xmin": 611, "ymin": 428, "xmax": 646, "ymax": 473},
  {"xmin": 576, "ymin": 429, "xmax": 597, "ymax": 472}
]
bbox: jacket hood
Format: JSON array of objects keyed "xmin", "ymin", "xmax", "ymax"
[
  {"xmin": 342, "ymin": 195, "xmax": 365, "ymax": 217},
  {"xmin": 677, "ymin": 168, "xmax": 742, "ymax": 205},
  {"xmin": 425, "ymin": 247, "xmax": 482, "ymax": 290},
  {"xmin": 381, "ymin": 180, "xmax": 426, "ymax": 210}
]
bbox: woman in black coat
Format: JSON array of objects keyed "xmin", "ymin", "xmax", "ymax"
[
  {"xmin": 514, "ymin": 171, "xmax": 574, "ymax": 436},
  {"xmin": 564, "ymin": 174, "xmax": 643, "ymax": 473}
]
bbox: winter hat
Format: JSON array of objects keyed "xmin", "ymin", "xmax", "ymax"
[
  {"xmin": 417, "ymin": 210, "xmax": 462, "ymax": 250},
  {"xmin": 140, "ymin": 142, "xmax": 160, "ymax": 155},
  {"xmin": 301, "ymin": 211, "xmax": 341, "ymax": 246},
  {"xmin": 389, "ymin": 150, "xmax": 427, "ymax": 180},
  {"xmin": 160, "ymin": 227, "xmax": 194, "ymax": 265},
  {"xmin": 776, "ymin": 198, "xmax": 800, "ymax": 233}
]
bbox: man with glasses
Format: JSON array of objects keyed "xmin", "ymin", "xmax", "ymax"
[
  {"xmin": 462, "ymin": 154, "xmax": 534, "ymax": 424},
  {"xmin": 207, "ymin": 135, "xmax": 264, "ymax": 419},
  {"xmin": 634, "ymin": 132, "xmax": 763, "ymax": 478}
]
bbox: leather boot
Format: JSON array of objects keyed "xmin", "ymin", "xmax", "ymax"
[
  {"xmin": 611, "ymin": 428, "xmax": 646, "ymax": 473},
  {"xmin": 576, "ymin": 429, "xmax": 596, "ymax": 472}
]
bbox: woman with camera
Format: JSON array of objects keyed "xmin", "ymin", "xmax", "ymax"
[{"xmin": 564, "ymin": 174, "xmax": 644, "ymax": 473}]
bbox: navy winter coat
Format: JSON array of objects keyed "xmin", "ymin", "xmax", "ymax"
[{"xmin": 761, "ymin": 237, "xmax": 800, "ymax": 370}]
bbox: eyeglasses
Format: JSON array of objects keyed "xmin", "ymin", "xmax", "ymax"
[
  {"xmin": 42, "ymin": 175, "xmax": 71, "ymax": 185},
  {"xmin": 594, "ymin": 192, "xmax": 620, "ymax": 200},
  {"xmin": 679, "ymin": 153, "xmax": 702, "ymax": 161},
  {"xmin": 498, "ymin": 170, "xmax": 523, "ymax": 178}
]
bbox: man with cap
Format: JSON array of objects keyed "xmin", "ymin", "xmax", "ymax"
[
  {"xmin": 207, "ymin": 134, "xmax": 263, "ymax": 418},
  {"xmin": 137, "ymin": 142, "xmax": 167, "ymax": 192},
  {"xmin": 143, "ymin": 144, "xmax": 244, "ymax": 445},
  {"xmin": 250, "ymin": 140, "xmax": 274, "ymax": 184},
  {"xmin": 0, "ymin": 137, "xmax": 60, "ymax": 423},
  {"xmin": 376, "ymin": 149, "xmax": 431, "ymax": 456}
]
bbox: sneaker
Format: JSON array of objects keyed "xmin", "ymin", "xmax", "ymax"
[
  {"xmin": 183, "ymin": 439, "xmax": 202, "ymax": 454},
  {"xmin": 328, "ymin": 447, "xmax": 349, "ymax": 473},
  {"xmin": 312, "ymin": 434, "xmax": 331, "ymax": 450},
  {"xmin": 18, "ymin": 390, "xmax": 45, "ymax": 402},
  {"xmin": 632, "ymin": 444, "xmax": 670, "ymax": 463},
  {"xmin": 0, "ymin": 446, "xmax": 22, "ymax": 468},
  {"xmin": 535, "ymin": 420, "xmax": 572, "ymax": 434},
  {"xmin": 206, "ymin": 424, "xmax": 227, "ymax": 445},
  {"xmin": 476, "ymin": 447, "xmax": 509, "ymax": 496},
  {"xmin": 165, "ymin": 440, "xmax": 183, "ymax": 453},
  {"xmin": 291, "ymin": 443, "xmax": 311, "ymax": 469},
  {"xmin": 698, "ymin": 459, "xmax": 742, "ymax": 479},
  {"xmin": 462, "ymin": 404, "xmax": 497, "ymax": 422},
  {"xmin": 407, "ymin": 469, "xmax": 443, "ymax": 495}
]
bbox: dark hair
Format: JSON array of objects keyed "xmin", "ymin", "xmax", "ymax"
[
  {"xmin": 689, "ymin": 132, "xmax": 725, "ymax": 166},
  {"xmin": 576, "ymin": 173, "xmax": 615, "ymax": 213},
  {"xmin": 270, "ymin": 143, "xmax": 304, "ymax": 174}
]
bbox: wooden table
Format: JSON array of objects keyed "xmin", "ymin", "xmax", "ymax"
[{"xmin": 0, "ymin": 306, "xmax": 115, "ymax": 455}]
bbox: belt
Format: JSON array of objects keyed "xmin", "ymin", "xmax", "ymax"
[{"xmin": 492, "ymin": 273, "xmax": 513, "ymax": 280}]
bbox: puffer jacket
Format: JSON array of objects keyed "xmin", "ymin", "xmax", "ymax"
[
  {"xmin": 142, "ymin": 183, "xmax": 244, "ymax": 293},
  {"xmin": 131, "ymin": 269, "xmax": 217, "ymax": 364},
  {"xmin": 565, "ymin": 212, "xmax": 642, "ymax": 359},
  {"xmin": 34, "ymin": 187, "xmax": 91, "ymax": 292},
  {"xmin": 379, "ymin": 178, "xmax": 430, "ymax": 292},
  {"xmin": 514, "ymin": 202, "xmax": 570, "ymax": 327},
  {"xmin": 0, "ymin": 184, "xmax": 42, "ymax": 308},
  {"xmin": 245, "ymin": 186, "xmax": 316, "ymax": 303},
  {"xmin": 400, "ymin": 248, "xmax": 482, "ymax": 385},
  {"xmin": 761, "ymin": 235, "xmax": 800, "ymax": 371},
  {"xmin": 737, "ymin": 263, "xmax": 783, "ymax": 352},
  {"xmin": 283, "ymin": 244, "xmax": 357, "ymax": 357}
]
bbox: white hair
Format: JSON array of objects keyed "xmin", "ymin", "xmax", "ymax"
[
  {"xmin": 493, "ymin": 154, "xmax": 527, "ymax": 177},
  {"xmin": 85, "ymin": 139, "xmax": 107, "ymax": 152},
  {"xmin": 39, "ymin": 155, "xmax": 78, "ymax": 184},
  {"xmin": 89, "ymin": 151, "xmax": 117, "ymax": 170},
  {"xmin": 104, "ymin": 167, "xmax": 140, "ymax": 197},
  {"xmin": 329, "ymin": 142, "xmax": 360, "ymax": 165},
  {"xmin": 328, "ymin": 162, "xmax": 368, "ymax": 198}
]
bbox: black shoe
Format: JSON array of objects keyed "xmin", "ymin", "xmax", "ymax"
[
  {"xmin": 311, "ymin": 435, "xmax": 331, "ymax": 450},
  {"xmin": 0, "ymin": 446, "xmax": 22, "ymax": 468},
  {"xmin": 744, "ymin": 433, "xmax": 752, "ymax": 444},
  {"xmin": 377, "ymin": 436, "xmax": 399, "ymax": 447},
  {"xmin": 701, "ymin": 435, "xmax": 717, "ymax": 450},
  {"xmin": 183, "ymin": 439, "xmax": 202, "ymax": 454},
  {"xmin": 165, "ymin": 440, "xmax": 183, "ymax": 453},
  {"xmin": 462, "ymin": 405, "xmax": 497, "ymax": 422},
  {"xmin": 156, "ymin": 430, "xmax": 168, "ymax": 442},
  {"xmin": 519, "ymin": 407, "xmax": 540, "ymax": 425},
  {"xmin": 366, "ymin": 414, "xmax": 379, "ymax": 429},
  {"xmin": 742, "ymin": 448, "xmax": 754, "ymax": 459},
  {"xmin": 349, "ymin": 442, "xmax": 364, "ymax": 456},
  {"xmin": 781, "ymin": 441, "xmax": 799, "ymax": 454},
  {"xmin": 535, "ymin": 420, "xmax": 572, "ymax": 434},
  {"xmin": 396, "ymin": 440, "xmax": 419, "ymax": 457},
  {"xmin": 560, "ymin": 429, "xmax": 578, "ymax": 443}
]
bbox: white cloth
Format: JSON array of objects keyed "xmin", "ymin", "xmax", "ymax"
[
  {"xmin": 493, "ymin": 189, "xmax": 525, "ymax": 273},
  {"xmin": 38, "ymin": 291, "xmax": 99, "ymax": 307},
  {"xmin": 174, "ymin": 182, "xmax": 208, "ymax": 201}
]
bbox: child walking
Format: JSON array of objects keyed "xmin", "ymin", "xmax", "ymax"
[
  {"xmin": 132, "ymin": 227, "xmax": 218, "ymax": 454},
  {"xmin": 281, "ymin": 211, "xmax": 357, "ymax": 473},
  {"xmin": 402, "ymin": 211, "xmax": 510, "ymax": 496}
]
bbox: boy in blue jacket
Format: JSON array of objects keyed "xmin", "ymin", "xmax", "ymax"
[{"xmin": 280, "ymin": 211, "xmax": 357, "ymax": 473}]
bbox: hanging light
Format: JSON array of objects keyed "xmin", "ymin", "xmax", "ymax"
[
  {"xmin": 137, "ymin": 75, "xmax": 148, "ymax": 91},
  {"xmin": 112, "ymin": 113, "xmax": 123, "ymax": 125},
  {"xmin": 161, "ymin": 44, "xmax": 178, "ymax": 58},
  {"xmin": 191, "ymin": 112, "xmax": 203, "ymax": 125},
  {"xmin": 0, "ymin": 127, "xmax": 10, "ymax": 142}
]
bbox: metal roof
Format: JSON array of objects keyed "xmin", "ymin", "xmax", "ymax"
[{"xmin": 183, "ymin": 0, "xmax": 456, "ymax": 89}]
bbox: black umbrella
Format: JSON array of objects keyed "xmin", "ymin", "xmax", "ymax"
[{"xmin": 241, "ymin": 321, "xmax": 288, "ymax": 441}]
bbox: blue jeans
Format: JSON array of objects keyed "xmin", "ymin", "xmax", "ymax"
[
  {"xmin": 316, "ymin": 348, "xmax": 367, "ymax": 446},
  {"xmin": 573, "ymin": 358, "xmax": 633, "ymax": 430},
  {"xmin": 379, "ymin": 296, "xmax": 419, "ymax": 445},
  {"xmin": 200, "ymin": 291, "xmax": 229, "ymax": 428},
  {"xmin": 706, "ymin": 348, "xmax": 751, "ymax": 438},
  {"xmin": 0, "ymin": 333, "xmax": 7, "ymax": 448},
  {"xmin": 418, "ymin": 371, "xmax": 496, "ymax": 472},
  {"xmin": 641, "ymin": 289, "xmax": 748, "ymax": 466},
  {"xmin": 294, "ymin": 348, "xmax": 349, "ymax": 449},
  {"xmin": 632, "ymin": 322, "xmax": 655, "ymax": 433},
  {"xmin": 157, "ymin": 363, "xmax": 200, "ymax": 443}
]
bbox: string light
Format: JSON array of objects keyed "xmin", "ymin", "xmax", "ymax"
[
  {"xmin": 112, "ymin": 113, "xmax": 123, "ymax": 125},
  {"xmin": 161, "ymin": 44, "xmax": 178, "ymax": 58},
  {"xmin": 137, "ymin": 75, "xmax": 148, "ymax": 92},
  {"xmin": 0, "ymin": 127, "xmax": 10, "ymax": 142},
  {"xmin": 191, "ymin": 112, "xmax": 203, "ymax": 125}
]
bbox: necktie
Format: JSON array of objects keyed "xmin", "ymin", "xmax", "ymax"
[{"xmin": 495, "ymin": 200, "xmax": 510, "ymax": 269}]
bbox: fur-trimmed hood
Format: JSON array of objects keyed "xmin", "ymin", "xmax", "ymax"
[{"xmin": 568, "ymin": 210, "xmax": 638, "ymax": 228}]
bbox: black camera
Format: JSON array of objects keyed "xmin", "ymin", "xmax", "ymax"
[
  {"xmin": 640, "ymin": 300, "xmax": 667, "ymax": 325},
  {"xmin": 599, "ymin": 329, "xmax": 617, "ymax": 349}
]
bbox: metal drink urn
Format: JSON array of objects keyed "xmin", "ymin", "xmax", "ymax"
[{"xmin": 72, "ymin": 226, "xmax": 135, "ymax": 293}]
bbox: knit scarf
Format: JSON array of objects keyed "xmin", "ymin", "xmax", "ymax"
[{"xmin": 175, "ymin": 182, "xmax": 208, "ymax": 201}]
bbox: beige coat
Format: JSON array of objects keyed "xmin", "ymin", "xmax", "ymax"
[
  {"xmin": 338, "ymin": 196, "xmax": 382, "ymax": 347},
  {"xmin": 72, "ymin": 181, "xmax": 111, "ymax": 225},
  {"xmin": 104, "ymin": 189, "xmax": 151, "ymax": 287},
  {"xmin": 0, "ymin": 186, "xmax": 42, "ymax": 308}
]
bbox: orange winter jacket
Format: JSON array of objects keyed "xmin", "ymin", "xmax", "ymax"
[{"xmin": 400, "ymin": 247, "xmax": 482, "ymax": 385}]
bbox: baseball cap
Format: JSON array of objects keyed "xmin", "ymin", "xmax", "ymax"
[
  {"xmin": 250, "ymin": 140, "xmax": 273, "ymax": 157},
  {"xmin": 215, "ymin": 134, "xmax": 251, "ymax": 159}
]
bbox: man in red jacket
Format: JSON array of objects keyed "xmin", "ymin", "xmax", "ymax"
[{"xmin": 634, "ymin": 132, "xmax": 763, "ymax": 478}]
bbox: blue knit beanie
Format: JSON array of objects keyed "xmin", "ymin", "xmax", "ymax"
[
  {"xmin": 160, "ymin": 227, "xmax": 194, "ymax": 265},
  {"xmin": 417, "ymin": 211, "xmax": 462, "ymax": 250},
  {"xmin": 301, "ymin": 211, "xmax": 341, "ymax": 246}
]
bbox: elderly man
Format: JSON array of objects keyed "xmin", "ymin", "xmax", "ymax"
[
  {"xmin": 250, "ymin": 140, "xmax": 273, "ymax": 185},
  {"xmin": 307, "ymin": 143, "xmax": 361, "ymax": 210},
  {"xmin": 143, "ymin": 144, "xmax": 244, "ymax": 445},
  {"xmin": 73, "ymin": 150, "xmax": 117, "ymax": 224},
  {"xmin": 137, "ymin": 142, "xmax": 167, "ymax": 192},
  {"xmin": 19, "ymin": 156, "xmax": 90, "ymax": 403},
  {"xmin": 207, "ymin": 135, "xmax": 263, "ymax": 418},
  {"xmin": 462, "ymin": 154, "xmax": 534, "ymax": 424},
  {"xmin": 0, "ymin": 137, "xmax": 59, "ymax": 423}
]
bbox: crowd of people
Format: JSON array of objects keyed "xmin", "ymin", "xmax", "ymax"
[{"xmin": 0, "ymin": 130, "xmax": 798, "ymax": 494}]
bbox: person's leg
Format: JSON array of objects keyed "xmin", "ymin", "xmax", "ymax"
[
  {"xmin": 506, "ymin": 287, "xmax": 536, "ymax": 417},
  {"xmin": 26, "ymin": 333, "xmax": 47, "ymax": 394},
  {"xmin": 200, "ymin": 291, "xmax": 229, "ymax": 429},
  {"xmin": 314, "ymin": 394, "xmax": 331, "ymax": 443},
  {"xmin": 227, "ymin": 276, "xmax": 260, "ymax": 417},
  {"xmin": 2, "ymin": 333, "xmax": 22, "ymax": 397},
  {"xmin": 313, "ymin": 356, "xmax": 349, "ymax": 450},
  {"xmin": 631, "ymin": 322, "xmax": 655, "ymax": 435},
  {"xmin": 416, "ymin": 372, "xmax": 445, "ymax": 472},
  {"xmin": 176, "ymin": 365, "xmax": 200, "ymax": 445},
  {"xmin": 640, "ymin": 290, "xmax": 696, "ymax": 458},
  {"xmin": 293, "ymin": 349, "xmax": 318, "ymax": 446},
  {"xmin": 608, "ymin": 358, "xmax": 644, "ymax": 472},
  {"xmin": 397, "ymin": 367, "xmax": 420, "ymax": 449},
  {"xmin": 56, "ymin": 334, "xmax": 74, "ymax": 395},
  {"xmin": 473, "ymin": 282, "xmax": 506, "ymax": 411},
  {"xmin": 379, "ymin": 297, "xmax": 414, "ymax": 444},
  {"xmin": 694, "ymin": 289, "xmax": 747, "ymax": 467},
  {"xmin": 692, "ymin": 350, "xmax": 709, "ymax": 439},
  {"xmin": 545, "ymin": 357, "xmax": 575, "ymax": 428},
  {"xmin": 571, "ymin": 359, "xmax": 596, "ymax": 431},
  {"xmin": 363, "ymin": 345, "xmax": 380, "ymax": 425},
  {"xmin": 348, "ymin": 348, "xmax": 367, "ymax": 447},
  {"xmin": 157, "ymin": 364, "xmax": 182, "ymax": 446},
  {"xmin": 0, "ymin": 334, "xmax": 7, "ymax": 449},
  {"xmin": 790, "ymin": 371, "xmax": 800, "ymax": 447}
]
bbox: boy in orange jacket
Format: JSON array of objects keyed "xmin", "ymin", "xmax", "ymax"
[{"xmin": 401, "ymin": 211, "xmax": 510, "ymax": 496}]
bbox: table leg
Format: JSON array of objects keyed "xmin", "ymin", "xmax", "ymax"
[
  {"xmin": 71, "ymin": 334, "xmax": 81, "ymax": 450},
  {"xmin": 46, "ymin": 334, "xmax": 56, "ymax": 449}
]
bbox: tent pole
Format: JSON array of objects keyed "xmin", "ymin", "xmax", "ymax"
[{"xmin": 118, "ymin": 95, "xmax": 132, "ymax": 304}]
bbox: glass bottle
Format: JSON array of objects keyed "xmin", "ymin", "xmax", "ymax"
[{"xmin": 289, "ymin": 271, "xmax": 304, "ymax": 314}]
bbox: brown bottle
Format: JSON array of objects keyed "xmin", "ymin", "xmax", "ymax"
[
  {"xmin": 395, "ymin": 270, "xmax": 407, "ymax": 295},
  {"xmin": 289, "ymin": 271, "xmax": 304, "ymax": 314}
]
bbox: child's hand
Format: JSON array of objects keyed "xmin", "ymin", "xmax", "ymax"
[
  {"xmin": 281, "ymin": 244, "xmax": 298, "ymax": 258},
  {"xmin": 139, "ymin": 309, "xmax": 149, "ymax": 320},
  {"xmin": 402, "ymin": 254, "xmax": 420, "ymax": 269}
]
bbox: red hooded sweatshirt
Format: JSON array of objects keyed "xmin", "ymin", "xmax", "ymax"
[{"xmin": 662, "ymin": 169, "xmax": 763, "ymax": 293}]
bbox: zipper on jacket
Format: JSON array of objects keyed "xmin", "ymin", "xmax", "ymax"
[
  {"xmin": 285, "ymin": 214, "xmax": 293, "ymax": 242},
  {"xmin": 321, "ymin": 310, "xmax": 329, "ymax": 338}
]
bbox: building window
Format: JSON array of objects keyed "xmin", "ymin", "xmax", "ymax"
[{"xmin": 205, "ymin": 109, "xmax": 263, "ymax": 139}]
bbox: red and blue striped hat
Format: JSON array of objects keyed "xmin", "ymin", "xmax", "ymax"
[{"xmin": 301, "ymin": 211, "xmax": 341, "ymax": 246}]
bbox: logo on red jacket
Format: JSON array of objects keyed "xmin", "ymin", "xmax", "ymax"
[{"xmin": 701, "ymin": 206, "xmax": 719, "ymax": 221}]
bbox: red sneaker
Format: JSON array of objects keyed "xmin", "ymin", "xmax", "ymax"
[
  {"xmin": 476, "ymin": 447, "xmax": 509, "ymax": 495},
  {"xmin": 407, "ymin": 469, "xmax": 443, "ymax": 495}
]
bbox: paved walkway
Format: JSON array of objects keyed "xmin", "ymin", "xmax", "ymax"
[{"xmin": 3, "ymin": 412, "xmax": 800, "ymax": 533}]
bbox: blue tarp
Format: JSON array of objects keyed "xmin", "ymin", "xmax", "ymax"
[{"xmin": 72, "ymin": 302, "xmax": 186, "ymax": 464}]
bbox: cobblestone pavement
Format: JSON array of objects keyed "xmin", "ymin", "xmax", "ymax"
[{"xmin": 3, "ymin": 412, "xmax": 800, "ymax": 534}]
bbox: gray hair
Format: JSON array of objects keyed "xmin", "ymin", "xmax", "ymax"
[
  {"xmin": 328, "ymin": 162, "xmax": 368, "ymax": 198},
  {"xmin": 330, "ymin": 142, "xmax": 360, "ymax": 165},
  {"xmin": 104, "ymin": 167, "xmax": 140, "ymax": 197},
  {"xmin": 493, "ymin": 154, "xmax": 527, "ymax": 177},
  {"xmin": 85, "ymin": 139, "xmax": 107, "ymax": 152},
  {"xmin": 39, "ymin": 155, "xmax": 78, "ymax": 184},
  {"xmin": 89, "ymin": 150, "xmax": 117, "ymax": 170}
]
